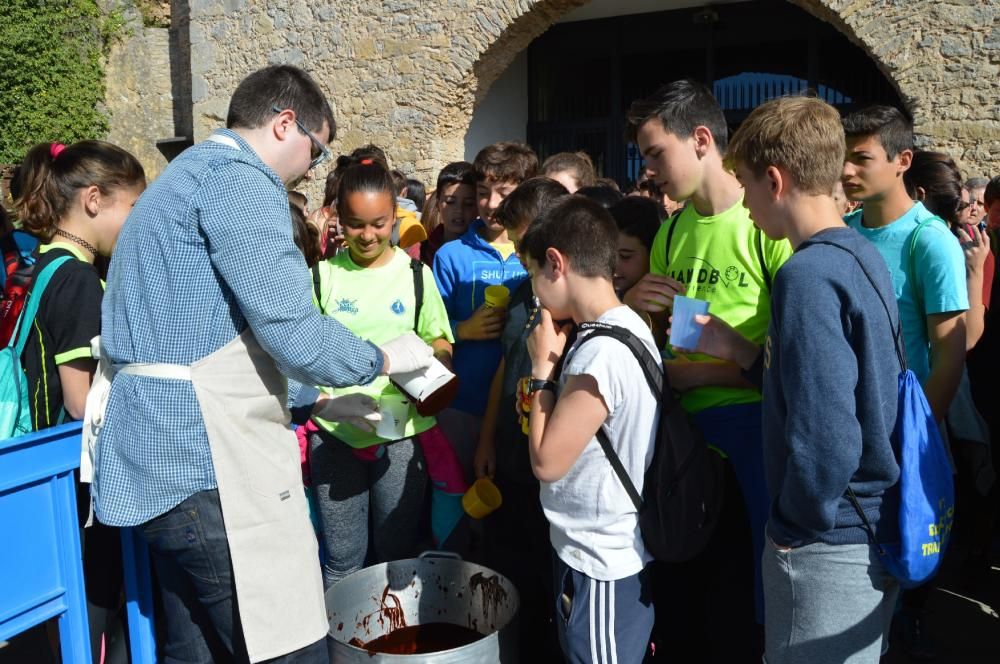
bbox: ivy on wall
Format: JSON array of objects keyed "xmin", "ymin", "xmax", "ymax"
[{"xmin": 0, "ymin": 1, "xmax": 125, "ymax": 164}]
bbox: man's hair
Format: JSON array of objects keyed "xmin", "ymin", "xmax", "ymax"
[
  {"xmin": 984, "ymin": 176, "xmax": 1000, "ymax": 208},
  {"xmin": 725, "ymin": 96, "xmax": 845, "ymax": 196},
  {"xmin": 576, "ymin": 185, "xmax": 624, "ymax": 209},
  {"xmin": 841, "ymin": 105, "xmax": 913, "ymax": 160},
  {"xmin": 903, "ymin": 151, "xmax": 963, "ymax": 224},
  {"xmin": 541, "ymin": 151, "xmax": 596, "ymax": 188},
  {"xmin": 625, "ymin": 79, "xmax": 729, "ymax": 152},
  {"xmin": 494, "ymin": 177, "xmax": 569, "ymax": 231},
  {"xmin": 227, "ymin": 65, "xmax": 335, "ymax": 138},
  {"xmin": 473, "ymin": 142, "xmax": 539, "ymax": 185},
  {"xmin": 611, "ymin": 197, "xmax": 661, "ymax": 252},
  {"xmin": 595, "ymin": 176, "xmax": 621, "ymax": 192},
  {"xmin": 965, "ymin": 177, "xmax": 989, "ymax": 192},
  {"xmin": 520, "ymin": 196, "xmax": 618, "ymax": 279},
  {"xmin": 436, "ymin": 161, "xmax": 476, "ymax": 191}
]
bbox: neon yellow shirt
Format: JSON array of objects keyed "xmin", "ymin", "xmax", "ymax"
[
  {"xmin": 649, "ymin": 198, "xmax": 792, "ymax": 413},
  {"xmin": 490, "ymin": 240, "xmax": 516, "ymax": 261},
  {"xmin": 312, "ymin": 248, "xmax": 454, "ymax": 447}
]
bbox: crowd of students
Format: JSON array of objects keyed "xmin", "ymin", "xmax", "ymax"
[{"xmin": 2, "ymin": 64, "xmax": 999, "ymax": 664}]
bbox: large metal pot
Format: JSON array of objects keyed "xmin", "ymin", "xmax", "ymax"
[{"xmin": 325, "ymin": 552, "xmax": 520, "ymax": 663}]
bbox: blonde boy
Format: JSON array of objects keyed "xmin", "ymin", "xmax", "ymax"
[{"xmin": 726, "ymin": 96, "xmax": 901, "ymax": 664}]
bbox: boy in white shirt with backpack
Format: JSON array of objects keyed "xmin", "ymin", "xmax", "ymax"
[{"xmin": 522, "ymin": 195, "xmax": 660, "ymax": 663}]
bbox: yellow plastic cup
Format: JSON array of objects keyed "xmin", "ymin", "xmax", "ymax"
[
  {"xmin": 462, "ymin": 477, "xmax": 503, "ymax": 519},
  {"xmin": 483, "ymin": 285, "xmax": 510, "ymax": 309}
]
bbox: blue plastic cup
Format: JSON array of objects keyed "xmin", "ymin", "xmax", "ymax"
[{"xmin": 670, "ymin": 295, "xmax": 710, "ymax": 349}]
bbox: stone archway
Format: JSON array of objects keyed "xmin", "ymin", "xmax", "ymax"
[
  {"xmin": 180, "ymin": 0, "xmax": 996, "ymax": 187},
  {"xmin": 457, "ymin": 0, "xmax": 996, "ymax": 179}
]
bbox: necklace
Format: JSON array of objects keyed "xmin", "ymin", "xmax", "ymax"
[{"xmin": 54, "ymin": 228, "xmax": 99, "ymax": 258}]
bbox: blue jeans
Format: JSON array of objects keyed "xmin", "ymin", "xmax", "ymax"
[
  {"xmin": 139, "ymin": 489, "xmax": 327, "ymax": 664},
  {"xmin": 763, "ymin": 538, "xmax": 899, "ymax": 664}
]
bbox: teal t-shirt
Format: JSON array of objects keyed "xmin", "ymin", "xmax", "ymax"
[{"xmin": 845, "ymin": 201, "xmax": 968, "ymax": 384}]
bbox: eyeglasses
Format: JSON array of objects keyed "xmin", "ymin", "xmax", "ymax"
[{"xmin": 271, "ymin": 106, "xmax": 331, "ymax": 170}]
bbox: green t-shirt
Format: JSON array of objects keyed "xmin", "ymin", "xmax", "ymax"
[
  {"xmin": 649, "ymin": 198, "xmax": 792, "ymax": 414},
  {"xmin": 312, "ymin": 249, "xmax": 454, "ymax": 447}
]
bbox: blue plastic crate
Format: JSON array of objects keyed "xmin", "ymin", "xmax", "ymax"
[{"xmin": 0, "ymin": 422, "xmax": 91, "ymax": 662}]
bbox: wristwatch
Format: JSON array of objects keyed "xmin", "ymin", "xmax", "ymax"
[{"xmin": 526, "ymin": 378, "xmax": 558, "ymax": 396}]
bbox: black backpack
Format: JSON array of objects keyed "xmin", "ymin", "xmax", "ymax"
[{"xmin": 574, "ymin": 321, "xmax": 725, "ymax": 562}]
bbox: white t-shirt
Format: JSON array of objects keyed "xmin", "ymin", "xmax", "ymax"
[{"xmin": 541, "ymin": 305, "xmax": 660, "ymax": 581}]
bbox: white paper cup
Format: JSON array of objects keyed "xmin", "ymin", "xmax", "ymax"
[{"xmin": 375, "ymin": 392, "xmax": 410, "ymax": 440}]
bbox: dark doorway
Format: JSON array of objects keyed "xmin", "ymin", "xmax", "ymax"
[{"xmin": 526, "ymin": 0, "xmax": 902, "ymax": 186}]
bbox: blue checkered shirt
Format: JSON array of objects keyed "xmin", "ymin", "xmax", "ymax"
[{"xmin": 93, "ymin": 129, "xmax": 383, "ymax": 527}]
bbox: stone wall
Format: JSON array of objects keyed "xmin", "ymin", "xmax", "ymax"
[
  {"xmin": 102, "ymin": 0, "xmax": 196, "ymax": 182},
  {"xmin": 103, "ymin": 5, "xmax": 175, "ymax": 181},
  {"xmin": 116, "ymin": 0, "xmax": 998, "ymax": 195},
  {"xmin": 788, "ymin": 0, "xmax": 999, "ymax": 178}
]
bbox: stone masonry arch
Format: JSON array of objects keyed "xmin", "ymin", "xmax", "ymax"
[{"xmin": 181, "ymin": 0, "xmax": 996, "ymax": 189}]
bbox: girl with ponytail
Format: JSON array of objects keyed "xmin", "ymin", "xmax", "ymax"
[
  {"xmin": 14, "ymin": 140, "xmax": 145, "ymax": 426},
  {"xmin": 308, "ymin": 155, "xmax": 455, "ymax": 587},
  {"xmin": 14, "ymin": 139, "xmax": 144, "ymax": 664}
]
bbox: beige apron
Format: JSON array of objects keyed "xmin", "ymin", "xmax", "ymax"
[{"xmin": 87, "ymin": 330, "xmax": 327, "ymax": 661}]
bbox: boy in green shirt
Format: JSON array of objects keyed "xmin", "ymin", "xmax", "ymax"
[{"xmin": 624, "ymin": 79, "xmax": 791, "ymax": 659}]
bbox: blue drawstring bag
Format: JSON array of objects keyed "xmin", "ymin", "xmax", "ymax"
[
  {"xmin": 869, "ymin": 370, "xmax": 954, "ymax": 587},
  {"xmin": 812, "ymin": 239, "xmax": 954, "ymax": 588}
]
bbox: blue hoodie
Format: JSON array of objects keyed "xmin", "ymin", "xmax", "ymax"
[
  {"xmin": 432, "ymin": 219, "xmax": 528, "ymax": 415},
  {"xmin": 762, "ymin": 227, "xmax": 900, "ymax": 548}
]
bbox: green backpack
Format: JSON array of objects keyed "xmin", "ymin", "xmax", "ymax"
[{"xmin": 1, "ymin": 255, "xmax": 73, "ymax": 439}]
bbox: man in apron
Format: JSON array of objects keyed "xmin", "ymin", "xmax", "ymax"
[{"xmin": 90, "ymin": 65, "xmax": 434, "ymax": 663}]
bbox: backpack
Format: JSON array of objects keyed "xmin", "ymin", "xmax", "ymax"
[
  {"xmin": 0, "ymin": 229, "xmax": 40, "ymax": 347},
  {"xmin": 808, "ymin": 239, "xmax": 954, "ymax": 588},
  {"xmin": 1, "ymin": 255, "xmax": 73, "ymax": 439},
  {"xmin": 573, "ymin": 321, "xmax": 726, "ymax": 562}
]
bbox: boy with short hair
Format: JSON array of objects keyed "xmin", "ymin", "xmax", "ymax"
[
  {"xmin": 725, "ymin": 94, "xmax": 903, "ymax": 664},
  {"xmin": 624, "ymin": 79, "xmax": 791, "ymax": 654},
  {"xmin": 841, "ymin": 105, "xmax": 968, "ymax": 657},
  {"xmin": 841, "ymin": 105, "xmax": 967, "ymax": 422},
  {"xmin": 522, "ymin": 195, "xmax": 658, "ymax": 663},
  {"xmin": 471, "ymin": 177, "xmax": 569, "ymax": 661},
  {"xmin": 432, "ymin": 141, "xmax": 538, "ymax": 476},
  {"xmin": 420, "ymin": 161, "xmax": 478, "ymax": 266}
]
